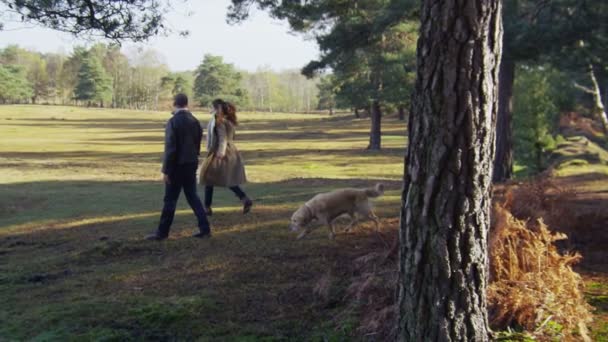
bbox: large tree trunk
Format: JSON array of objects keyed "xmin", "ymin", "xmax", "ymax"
[
  {"xmin": 493, "ymin": 56, "xmax": 515, "ymax": 182},
  {"xmin": 397, "ymin": 0, "xmax": 502, "ymax": 341},
  {"xmin": 367, "ymin": 100, "xmax": 382, "ymax": 150},
  {"xmin": 354, "ymin": 108, "xmax": 360, "ymax": 118}
]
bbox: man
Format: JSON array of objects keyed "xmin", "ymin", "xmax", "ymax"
[{"xmin": 146, "ymin": 93, "xmax": 211, "ymax": 240}]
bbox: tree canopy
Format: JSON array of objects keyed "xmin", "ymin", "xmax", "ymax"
[
  {"xmin": 494, "ymin": 0, "xmax": 603, "ymax": 181},
  {"xmin": 0, "ymin": 0, "xmax": 181, "ymax": 41},
  {"xmin": 0, "ymin": 64, "xmax": 32, "ymax": 103},
  {"xmin": 228, "ymin": 0, "xmax": 417, "ymax": 149},
  {"xmin": 193, "ymin": 55, "xmax": 248, "ymax": 107},
  {"xmin": 74, "ymin": 54, "xmax": 112, "ymax": 106}
]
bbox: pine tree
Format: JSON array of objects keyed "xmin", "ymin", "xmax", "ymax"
[
  {"xmin": 316, "ymin": 75, "xmax": 337, "ymax": 115},
  {"xmin": 193, "ymin": 54, "xmax": 248, "ymax": 107},
  {"xmin": 229, "ymin": 0, "xmax": 417, "ymax": 149},
  {"xmin": 74, "ymin": 54, "xmax": 112, "ymax": 107},
  {"xmin": 397, "ymin": 0, "xmax": 502, "ymax": 339},
  {"xmin": 29, "ymin": 58, "xmax": 48, "ymax": 104}
]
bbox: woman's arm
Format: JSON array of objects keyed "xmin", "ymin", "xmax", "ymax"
[
  {"xmin": 206, "ymin": 116, "xmax": 215, "ymax": 152},
  {"xmin": 216, "ymin": 123, "xmax": 228, "ymax": 157}
]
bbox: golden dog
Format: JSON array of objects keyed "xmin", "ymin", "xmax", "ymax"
[{"xmin": 289, "ymin": 183, "xmax": 384, "ymax": 240}]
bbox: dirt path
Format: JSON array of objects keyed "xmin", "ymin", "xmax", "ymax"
[{"xmin": 554, "ymin": 174, "xmax": 608, "ymax": 340}]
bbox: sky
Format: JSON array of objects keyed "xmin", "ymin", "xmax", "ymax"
[{"xmin": 0, "ymin": 0, "xmax": 320, "ymax": 72}]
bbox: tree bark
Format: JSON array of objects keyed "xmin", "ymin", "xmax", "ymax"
[
  {"xmin": 368, "ymin": 100, "xmax": 382, "ymax": 150},
  {"xmin": 534, "ymin": 141, "xmax": 544, "ymax": 172},
  {"xmin": 492, "ymin": 56, "xmax": 515, "ymax": 182},
  {"xmin": 397, "ymin": 0, "xmax": 502, "ymax": 341},
  {"xmin": 398, "ymin": 105, "xmax": 406, "ymax": 121},
  {"xmin": 574, "ymin": 64, "xmax": 608, "ymax": 136},
  {"xmin": 355, "ymin": 108, "xmax": 360, "ymax": 118}
]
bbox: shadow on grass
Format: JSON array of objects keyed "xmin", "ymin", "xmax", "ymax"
[
  {"xmin": 78, "ymin": 120, "xmax": 406, "ymax": 145},
  {"xmin": 0, "ymin": 145, "xmax": 406, "ymax": 169},
  {"xmin": 3, "ymin": 114, "xmax": 342, "ymax": 133},
  {"xmin": 242, "ymin": 147, "xmax": 405, "ymax": 164},
  {"xmin": 1, "ymin": 120, "xmax": 166, "ymax": 131},
  {"xmin": 92, "ymin": 130, "xmax": 379, "ymax": 144},
  {"xmin": 0, "ymin": 178, "xmax": 401, "ymax": 232},
  {"xmin": 1, "ymin": 150, "xmax": 163, "ymax": 162},
  {"xmin": 3, "ymin": 114, "xmax": 406, "ymax": 145},
  {"xmin": 0, "ymin": 179, "xmax": 399, "ymax": 340}
]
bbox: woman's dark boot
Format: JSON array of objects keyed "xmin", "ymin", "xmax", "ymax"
[{"xmin": 242, "ymin": 197, "xmax": 253, "ymax": 214}]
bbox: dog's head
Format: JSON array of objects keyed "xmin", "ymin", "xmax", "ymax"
[{"xmin": 289, "ymin": 204, "xmax": 315, "ymax": 232}]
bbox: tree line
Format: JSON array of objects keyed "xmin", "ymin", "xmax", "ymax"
[{"xmin": 0, "ymin": 44, "xmax": 321, "ymax": 113}]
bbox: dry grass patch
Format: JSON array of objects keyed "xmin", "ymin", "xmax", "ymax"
[
  {"xmin": 329, "ymin": 182, "xmax": 594, "ymax": 341},
  {"xmin": 488, "ymin": 204, "xmax": 592, "ymax": 340}
]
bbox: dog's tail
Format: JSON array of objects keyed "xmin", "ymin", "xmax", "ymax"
[{"xmin": 365, "ymin": 183, "xmax": 385, "ymax": 198}]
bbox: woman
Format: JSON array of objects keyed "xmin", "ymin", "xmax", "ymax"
[{"xmin": 200, "ymin": 99, "xmax": 252, "ymax": 215}]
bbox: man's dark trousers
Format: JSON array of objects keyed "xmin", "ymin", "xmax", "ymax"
[{"xmin": 156, "ymin": 162, "xmax": 210, "ymax": 237}]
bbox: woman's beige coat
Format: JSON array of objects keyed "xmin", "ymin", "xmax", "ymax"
[{"xmin": 199, "ymin": 120, "xmax": 247, "ymax": 187}]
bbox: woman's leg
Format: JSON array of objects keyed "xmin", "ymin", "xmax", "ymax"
[
  {"xmin": 204, "ymin": 185, "xmax": 214, "ymax": 212},
  {"xmin": 229, "ymin": 186, "xmax": 253, "ymax": 214},
  {"xmin": 229, "ymin": 186, "xmax": 246, "ymax": 200}
]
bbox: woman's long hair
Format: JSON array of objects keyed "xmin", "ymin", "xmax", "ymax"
[{"xmin": 212, "ymin": 99, "xmax": 238, "ymax": 126}]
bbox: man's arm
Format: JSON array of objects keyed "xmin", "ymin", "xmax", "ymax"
[
  {"xmin": 196, "ymin": 120, "xmax": 203, "ymax": 156},
  {"xmin": 161, "ymin": 119, "xmax": 177, "ymax": 175}
]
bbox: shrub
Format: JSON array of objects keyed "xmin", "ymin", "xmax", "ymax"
[
  {"xmin": 488, "ymin": 205, "xmax": 592, "ymax": 340},
  {"xmin": 513, "ymin": 66, "xmax": 563, "ymax": 173},
  {"xmin": 504, "ymin": 177, "xmax": 579, "ymax": 235},
  {"xmin": 334, "ymin": 180, "xmax": 593, "ymax": 341}
]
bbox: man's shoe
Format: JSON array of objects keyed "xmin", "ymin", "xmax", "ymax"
[
  {"xmin": 192, "ymin": 231, "xmax": 212, "ymax": 239},
  {"xmin": 145, "ymin": 234, "xmax": 167, "ymax": 241}
]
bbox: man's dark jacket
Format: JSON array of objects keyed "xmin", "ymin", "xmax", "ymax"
[{"xmin": 162, "ymin": 109, "xmax": 203, "ymax": 175}]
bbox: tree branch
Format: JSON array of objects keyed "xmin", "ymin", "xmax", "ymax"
[{"xmin": 573, "ymin": 82, "xmax": 596, "ymax": 94}]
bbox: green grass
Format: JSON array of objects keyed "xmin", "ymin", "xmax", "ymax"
[
  {"xmin": 0, "ymin": 105, "xmax": 406, "ymax": 340},
  {"xmin": 550, "ymin": 136, "xmax": 608, "ymax": 177},
  {"xmin": 586, "ymin": 280, "xmax": 608, "ymax": 342},
  {"xmin": 513, "ymin": 133, "xmax": 608, "ymax": 179},
  {"xmin": 2, "ymin": 105, "xmax": 607, "ymax": 340}
]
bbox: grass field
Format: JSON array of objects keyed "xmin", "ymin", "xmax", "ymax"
[
  {"xmin": 0, "ymin": 105, "xmax": 406, "ymax": 340},
  {"xmin": 1, "ymin": 105, "xmax": 607, "ymax": 341}
]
